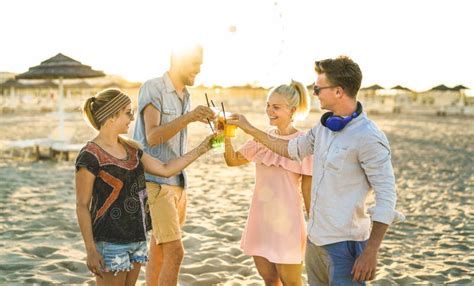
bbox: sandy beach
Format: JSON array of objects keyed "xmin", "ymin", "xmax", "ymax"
[{"xmin": 0, "ymin": 96, "xmax": 473, "ymax": 285}]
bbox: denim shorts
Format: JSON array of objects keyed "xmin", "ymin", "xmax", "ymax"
[
  {"xmin": 305, "ymin": 239, "xmax": 368, "ymax": 286},
  {"xmin": 96, "ymin": 241, "xmax": 148, "ymax": 275}
]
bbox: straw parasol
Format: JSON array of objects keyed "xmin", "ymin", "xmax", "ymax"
[
  {"xmin": 32, "ymin": 80, "xmax": 58, "ymax": 89},
  {"xmin": 391, "ymin": 85, "xmax": 413, "ymax": 92},
  {"xmin": 360, "ymin": 84, "xmax": 384, "ymax": 90},
  {"xmin": 16, "ymin": 53, "xmax": 105, "ymax": 141},
  {"xmin": 429, "ymin": 84, "xmax": 452, "ymax": 91},
  {"xmin": 0, "ymin": 79, "xmax": 26, "ymax": 103},
  {"xmin": 452, "ymin": 85, "xmax": 469, "ymax": 91},
  {"xmin": 65, "ymin": 81, "xmax": 92, "ymax": 89},
  {"xmin": 0, "ymin": 78, "xmax": 25, "ymax": 89}
]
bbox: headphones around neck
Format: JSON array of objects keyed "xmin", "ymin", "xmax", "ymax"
[{"xmin": 320, "ymin": 101, "xmax": 363, "ymax": 132}]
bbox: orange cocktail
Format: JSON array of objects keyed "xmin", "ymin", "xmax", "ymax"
[{"xmin": 217, "ymin": 111, "xmax": 236, "ymax": 138}]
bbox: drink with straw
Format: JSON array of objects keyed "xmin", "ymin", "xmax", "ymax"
[
  {"xmin": 210, "ymin": 111, "xmax": 231, "ymax": 154},
  {"xmin": 219, "ymin": 102, "xmax": 237, "ymax": 138},
  {"xmin": 210, "ymin": 101, "xmax": 237, "ymax": 153},
  {"xmin": 224, "ymin": 123, "xmax": 237, "ymax": 138},
  {"xmin": 204, "ymin": 93, "xmax": 225, "ymax": 153},
  {"xmin": 211, "ymin": 133, "xmax": 225, "ymax": 153},
  {"xmin": 217, "ymin": 111, "xmax": 236, "ymax": 138}
]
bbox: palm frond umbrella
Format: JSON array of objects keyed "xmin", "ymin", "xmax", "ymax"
[
  {"xmin": 360, "ymin": 84, "xmax": 384, "ymax": 90},
  {"xmin": 0, "ymin": 78, "xmax": 25, "ymax": 89},
  {"xmin": 32, "ymin": 80, "xmax": 58, "ymax": 89},
  {"xmin": 452, "ymin": 85, "xmax": 469, "ymax": 91},
  {"xmin": 16, "ymin": 53, "xmax": 105, "ymax": 141},
  {"xmin": 429, "ymin": 84, "xmax": 451, "ymax": 91},
  {"xmin": 391, "ymin": 85, "xmax": 413, "ymax": 92},
  {"xmin": 0, "ymin": 79, "xmax": 26, "ymax": 103},
  {"xmin": 65, "ymin": 81, "xmax": 92, "ymax": 89}
]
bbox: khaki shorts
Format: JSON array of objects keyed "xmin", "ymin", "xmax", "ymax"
[{"xmin": 146, "ymin": 182, "xmax": 187, "ymax": 244}]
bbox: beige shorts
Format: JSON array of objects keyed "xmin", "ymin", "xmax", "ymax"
[{"xmin": 146, "ymin": 182, "xmax": 187, "ymax": 244}]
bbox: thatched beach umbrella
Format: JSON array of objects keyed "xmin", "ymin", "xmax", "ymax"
[
  {"xmin": 65, "ymin": 81, "xmax": 92, "ymax": 89},
  {"xmin": 16, "ymin": 53, "xmax": 105, "ymax": 141},
  {"xmin": 0, "ymin": 79, "xmax": 26, "ymax": 103},
  {"xmin": 65, "ymin": 81, "xmax": 94, "ymax": 98},
  {"xmin": 32, "ymin": 80, "xmax": 58, "ymax": 89},
  {"xmin": 429, "ymin": 84, "xmax": 452, "ymax": 91},
  {"xmin": 0, "ymin": 78, "xmax": 25, "ymax": 89},
  {"xmin": 452, "ymin": 85, "xmax": 469, "ymax": 91},
  {"xmin": 360, "ymin": 84, "xmax": 384, "ymax": 90},
  {"xmin": 391, "ymin": 85, "xmax": 413, "ymax": 92}
]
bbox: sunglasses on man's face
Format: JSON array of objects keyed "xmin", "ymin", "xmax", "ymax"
[{"xmin": 313, "ymin": 85, "xmax": 338, "ymax": 95}]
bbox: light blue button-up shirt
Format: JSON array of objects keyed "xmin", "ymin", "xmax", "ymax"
[
  {"xmin": 288, "ymin": 112, "xmax": 403, "ymax": 246},
  {"xmin": 133, "ymin": 72, "xmax": 190, "ymax": 188}
]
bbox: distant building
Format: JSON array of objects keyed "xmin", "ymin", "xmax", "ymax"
[
  {"xmin": 390, "ymin": 85, "xmax": 415, "ymax": 113},
  {"xmin": 416, "ymin": 85, "xmax": 466, "ymax": 115},
  {"xmin": 65, "ymin": 81, "xmax": 93, "ymax": 97},
  {"xmin": 464, "ymin": 95, "xmax": 474, "ymax": 115},
  {"xmin": 357, "ymin": 85, "xmax": 394, "ymax": 113},
  {"xmin": 358, "ymin": 84, "xmax": 384, "ymax": 99},
  {"xmin": 356, "ymin": 84, "xmax": 472, "ymax": 115}
]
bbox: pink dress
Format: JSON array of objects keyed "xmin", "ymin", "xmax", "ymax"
[{"xmin": 238, "ymin": 129, "xmax": 313, "ymax": 264}]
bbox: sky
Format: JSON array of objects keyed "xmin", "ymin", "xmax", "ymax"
[{"xmin": 1, "ymin": 0, "xmax": 473, "ymax": 92}]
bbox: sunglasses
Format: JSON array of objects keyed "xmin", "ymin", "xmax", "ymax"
[{"xmin": 313, "ymin": 85, "xmax": 338, "ymax": 95}]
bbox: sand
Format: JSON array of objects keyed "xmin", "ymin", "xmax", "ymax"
[{"xmin": 0, "ymin": 96, "xmax": 473, "ymax": 285}]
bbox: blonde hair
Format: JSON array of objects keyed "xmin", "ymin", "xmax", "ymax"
[
  {"xmin": 82, "ymin": 88, "xmax": 142, "ymax": 149},
  {"xmin": 268, "ymin": 80, "xmax": 311, "ymax": 121}
]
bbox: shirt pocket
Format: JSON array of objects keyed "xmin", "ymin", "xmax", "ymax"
[
  {"xmin": 325, "ymin": 146, "xmax": 349, "ymax": 172},
  {"xmin": 161, "ymin": 108, "xmax": 178, "ymax": 123}
]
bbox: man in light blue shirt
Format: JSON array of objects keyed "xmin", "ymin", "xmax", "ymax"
[
  {"xmin": 228, "ymin": 56, "xmax": 403, "ymax": 285},
  {"xmin": 133, "ymin": 45, "xmax": 215, "ymax": 286}
]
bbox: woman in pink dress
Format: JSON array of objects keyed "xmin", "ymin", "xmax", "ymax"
[{"xmin": 224, "ymin": 81, "xmax": 313, "ymax": 286}]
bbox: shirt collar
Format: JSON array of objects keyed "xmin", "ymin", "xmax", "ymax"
[
  {"xmin": 344, "ymin": 101, "xmax": 366, "ymax": 127},
  {"xmin": 163, "ymin": 72, "xmax": 190, "ymax": 98},
  {"xmin": 343, "ymin": 111, "xmax": 366, "ymax": 131},
  {"xmin": 163, "ymin": 72, "xmax": 176, "ymax": 93}
]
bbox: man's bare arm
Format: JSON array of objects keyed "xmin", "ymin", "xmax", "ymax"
[
  {"xmin": 144, "ymin": 104, "xmax": 215, "ymax": 146},
  {"xmin": 143, "ymin": 104, "xmax": 190, "ymax": 146}
]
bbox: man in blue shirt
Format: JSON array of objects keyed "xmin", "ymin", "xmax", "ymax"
[
  {"xmin": 228, "ymin": 56, "xmax": 403, "ymax": 285},
  {"xmin": 133, "ymin": 45, "xmax": 215, "ymax": 286}
]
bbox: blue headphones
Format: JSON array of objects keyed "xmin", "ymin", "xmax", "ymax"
[{"xmin": 320, "ymin": 101, "xmax": 363, "ymax": 132}]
